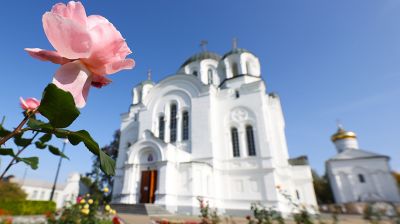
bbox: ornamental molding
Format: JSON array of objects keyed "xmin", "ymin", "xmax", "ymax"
[{"xmin": 231, "ymin": 107, "xmax": 249, "ymax": 122}]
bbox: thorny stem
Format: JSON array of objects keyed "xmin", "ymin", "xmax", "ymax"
[
  {"xmin": 0, "ymin": 110, "xmax": 36, "ymax": 146},
  {"xmin": 0, "ymin": 131, "xmax": 40, "ymax": 179}
]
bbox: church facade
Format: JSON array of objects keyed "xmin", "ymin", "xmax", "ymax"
[
  {"xmin": 112, "ymin": 45, "xmax": 317, "ymax": 214},
  {"xmin": 326, "ymin": 127, "xmax": 400, "ymax": 204}
]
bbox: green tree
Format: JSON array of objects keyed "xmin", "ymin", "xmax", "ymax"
[
  {"xmin": 312, "ymin": 170, "xmax": 334, "ymax": 204},
  {"xmin": 86, "ymin": 130, "xmax": 120, "ymax": 203},
  {"xmin": 393, "ymin": 172, "xmax": 400, "ymax": 190},
  {"xmin": 0, "ymin": 180, "xmax": 27, "ymax": 201}
]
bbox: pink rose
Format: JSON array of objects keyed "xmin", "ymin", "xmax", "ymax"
[
  {"xmin": 25, "ymin": 1, "xmax": 134, "ymax": 108},
  {"xmin": 76, "ymin": 196, "xmax": 83, "ymax": 203},
  {"xmin": 20, "ymin": 97, "xmax": 40, "ymax": 111}
]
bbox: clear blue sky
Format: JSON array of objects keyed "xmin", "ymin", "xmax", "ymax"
[{"xmin": 1, "ymin": 0, "xmax": 399, "ymax": 184}]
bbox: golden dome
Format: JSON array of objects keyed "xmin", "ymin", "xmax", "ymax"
[{"xmin": 331, "ymin": 127, "xmax": 357, "ymax": 142}]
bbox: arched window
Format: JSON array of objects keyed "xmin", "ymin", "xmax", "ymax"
[
  {"xmin": 358, "ymin": 174, "xmax": 365, "ymax": 183},
  {"xmin": 232, "ymin": 62, "xmax": 239, "ymax": 77},
  {"xmin": 158, "ymin": 116, "xmax": 165, "ymax": 140},
  {"xmin": 182, "ymin": 111, "xmax": 189, "ymax": 140},
  {"xmin": 170, "ymin": 104, "xmax": 177, "ymax": 143},
  {"xmin": 147, "ymin": 154, "xmax": 154, "ymax": 162},
  {"xmin": 208, "ymin": 69, "xmax": 213, "ymax": 84},
  {"xmin": 192, "ymin": 70, "xmax": 198, "ymax": 76},
  {"xmin": 231, "ymin": 127, "xmax": 240, "ymax": 157},
  {"xmin": 235, "ymin": 90, "xmax": 240, "ymax": 99},
  {"xmin": 246, "ymin": 61, "xmax": 251, "ymax": 75},
  {"xmin": 246, "ymin": 125, "xmax": 256, "ymax": 156}
]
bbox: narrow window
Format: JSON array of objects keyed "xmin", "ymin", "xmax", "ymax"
[
  {"xmin": 232, "ymin": 62, "xmax": 239, "ymax": 77},
  {"xmin": 170, "ymin": 104, "xmax": 177, "ymax": 142},
  {"xmin": 235, "ymin": 90, "xmax": 240, "ymax": 98},
  {"xmin": 231, "ymin": 127, "xmax": 240, "ymax": 157},
  {"xmin": 193, "ymin": 71, "xmax": 198, "ymax": 76},
  {"xmin": 158, "ymin": 116, "xmax": 165, "ymax": 140},
  {"xmin": 147, "ymin": 154, "xmax": 154, "ymax": 162},
  {"xmin": 358, "ymin": 174, "xmax": 365, "ymax": 183},
  {"xmin": 182, "ymin": 111, "xmax": 189, "ymax": 140},
  {"xmin": 208, "ymin": 69, "xmax": 213, "ymax": 84},
  {"xmin": 32, "ymin": 190, "xmax": 38, "ymax": 199},
  {"xmin": 40, "ymin": 191, "xmax": 45, "ymax": 200},
  {"xmin": 246, "ymin": 125, "xmax": 256, "ymax": 156},
  {"xmin": 246, "ymin": 61, "xmax": 252, "ymax": 75},
  {"xmin": 296, "ymin": 190, "xmax": 300, "ymax": 199}
]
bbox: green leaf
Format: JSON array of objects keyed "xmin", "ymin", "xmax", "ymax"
[
  {"xmin": 14, "ymin": 134, "xmax": 32, "ymax": 147},
  {"xmin": 39, "ymin": 133, "xmax": 52, "ymax": 143},
  {"xmin": 0, "ymin": 148, "xmax": 15, "ymax": 156},
  {"xmin": 38, "ymin": 84, "xmax": 80, "ymax": 128},
  {"xmin": 99, "ymin": 150, "xmax": 116, "ymax": 176},
  {"xmin": 35, "ymin": 141, "xmax": 47, "ymax": 149},
  {"xmin": 18, "ymin": 157, "xmax": 39, "ymax": 170},
  {"xmin": 48, "ymin": 145, "xmax": 68, "ymax": 159},
  {"xmin": 0, "ymin": 126, "xmax": 10, "ymax": 137},
  {"xmin": 27, "ymin": 118, "xmax": 52, "ymax": 130},
  {"xmin": 67, "ymin": 130, "xmax": 115, "ymax": 175},
  {"xmin": 53, "ymin": 129, "xmax": 69, "ymax": 138},
  {"xmin": 68, "ymin": 130, "xmax": 98, "ymax": 153}
]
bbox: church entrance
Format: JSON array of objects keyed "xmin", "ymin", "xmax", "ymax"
[{"xmin": 139, "ymin": 170, "xmax": 157, "ymax": 203}]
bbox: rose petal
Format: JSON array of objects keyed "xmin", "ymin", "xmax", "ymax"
[
  {"xmin": 52, "ymin": 60, "xmax": 92, "ymax": 108},
  {"xmin": 91, "ymin": 75, "xmax": 112, "ymax": 88},
  {"xmin": 25, "ymin": 98, "xmax": 40, "ymax": 109},
  {"xmin": 19, "ymin": 97, "xmax": 40, "ymax": 110},
  {"xmin": 19, "ymin": 97, "xmax": 29, "ymax": 110},
  {"xmin": 43, "ymin": 12, "xmax": 92, "ymax": 59},
  {"xmin": 51, "ymin": 1, "xmax": 87, "ymax": 26},
  {"xmin": 82, "ymin": 15, "xmax": 133, "ymax": 75},
  {"xmin": 25, "ymin": 48, "xmax": 72, "ymax": 65},
  {"xmin": 86, "ymin": 15, "xmax": 109, "ymax": 30},
  {"xmin": 90, "ymin": 59, "xmax": 135, "ymax": 75}
]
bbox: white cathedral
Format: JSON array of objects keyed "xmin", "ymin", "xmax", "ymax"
[{"xmin": 112, "ymin": 44, "xmax": 317, "ymax": 214}]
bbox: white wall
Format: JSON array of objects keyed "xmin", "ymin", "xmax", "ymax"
[{"xmin": 327, "ymin": 158, "xmax": 400, "ymax": 203}]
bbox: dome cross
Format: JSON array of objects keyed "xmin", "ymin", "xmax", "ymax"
[{"xmin": 200, "ymin": 40, "xmax": 208, "ymax": 51}]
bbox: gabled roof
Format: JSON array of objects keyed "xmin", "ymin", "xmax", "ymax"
[
  {"xmin": 327, "ymin": 149, "xmax": 389, "ymax": 161},
  {"xmin": 13, "ymin": 178, "xmax": 65, "ymax": 190}
]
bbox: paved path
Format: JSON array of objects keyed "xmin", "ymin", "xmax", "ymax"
[
  {"xmin": 118, "ymin": 213, "xmax": 153, "ymax": 224},
  {"xmin": 117, "ymin": 213, "xmax": 397, "ymax": 224}
]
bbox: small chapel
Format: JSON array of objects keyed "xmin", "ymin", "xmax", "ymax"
[
  {"xmin": 326, "ymin": 126, "xmax": 400, "ymax": 204},
  {"xmin": 111, "ymin": 42, "xmax": 317, "ymax": 214}
]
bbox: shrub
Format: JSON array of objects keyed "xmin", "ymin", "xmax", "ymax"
[
  {"xmin": 0, "ymin": 200, "xmax": 55, "ymax": 215},
  {"xmin": 0, "ymin": 181, "xmax": 27, "ymax": 201},
  {"xmin": 249, "ymin": 203, "xmax": 284, "ymax": 224}
]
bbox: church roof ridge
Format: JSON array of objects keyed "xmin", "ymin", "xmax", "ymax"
[
  {"xmin": 327, "ymin": 148, "xmax": 389, "ymax": 161},
  {"xmin": 180, "ymin": 51, "xmax": 222, "ymax": 68},
  {"xmin": 221, "ymin": 47, "xmax": 253, "ymax": 60}
]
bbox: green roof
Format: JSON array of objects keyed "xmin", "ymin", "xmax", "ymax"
[
  {"xmin": 221, "ymin": 48, "xmax": 252, "ymax": 59},
  {"xmin": 180, "ymin": 51, "xmax": 222, "ymax": 68}
]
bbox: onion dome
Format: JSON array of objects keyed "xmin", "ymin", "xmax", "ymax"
[
  {"xmin": 221, "ymin": 48, "xmax": 253, "ymax": 59},
  {"xmin": 180, "ymin": 51, "xmax": 221, "ymax": 68},
  {"xmin": 331, "ymin": 127, "xmax": 357, "ymax": 142}
]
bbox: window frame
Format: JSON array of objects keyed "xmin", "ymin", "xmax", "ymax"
[
  {"xmin": 158, "ymin": 115, "xmax": 165, "ymax": 140},
  {"xmin": 231, "ymin": 127, "xmax": 240, "ymax": 157},
  {"xmin": 246, "ymin": 125, "xmax": 256, "ymax": 156},
  {"xmin": 208, "ymin": 69, "xmax": 213, "ymax": 84},
  {"xmin": 170, "ymin": 104, "xmax": 177, "ymax": 143}
]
